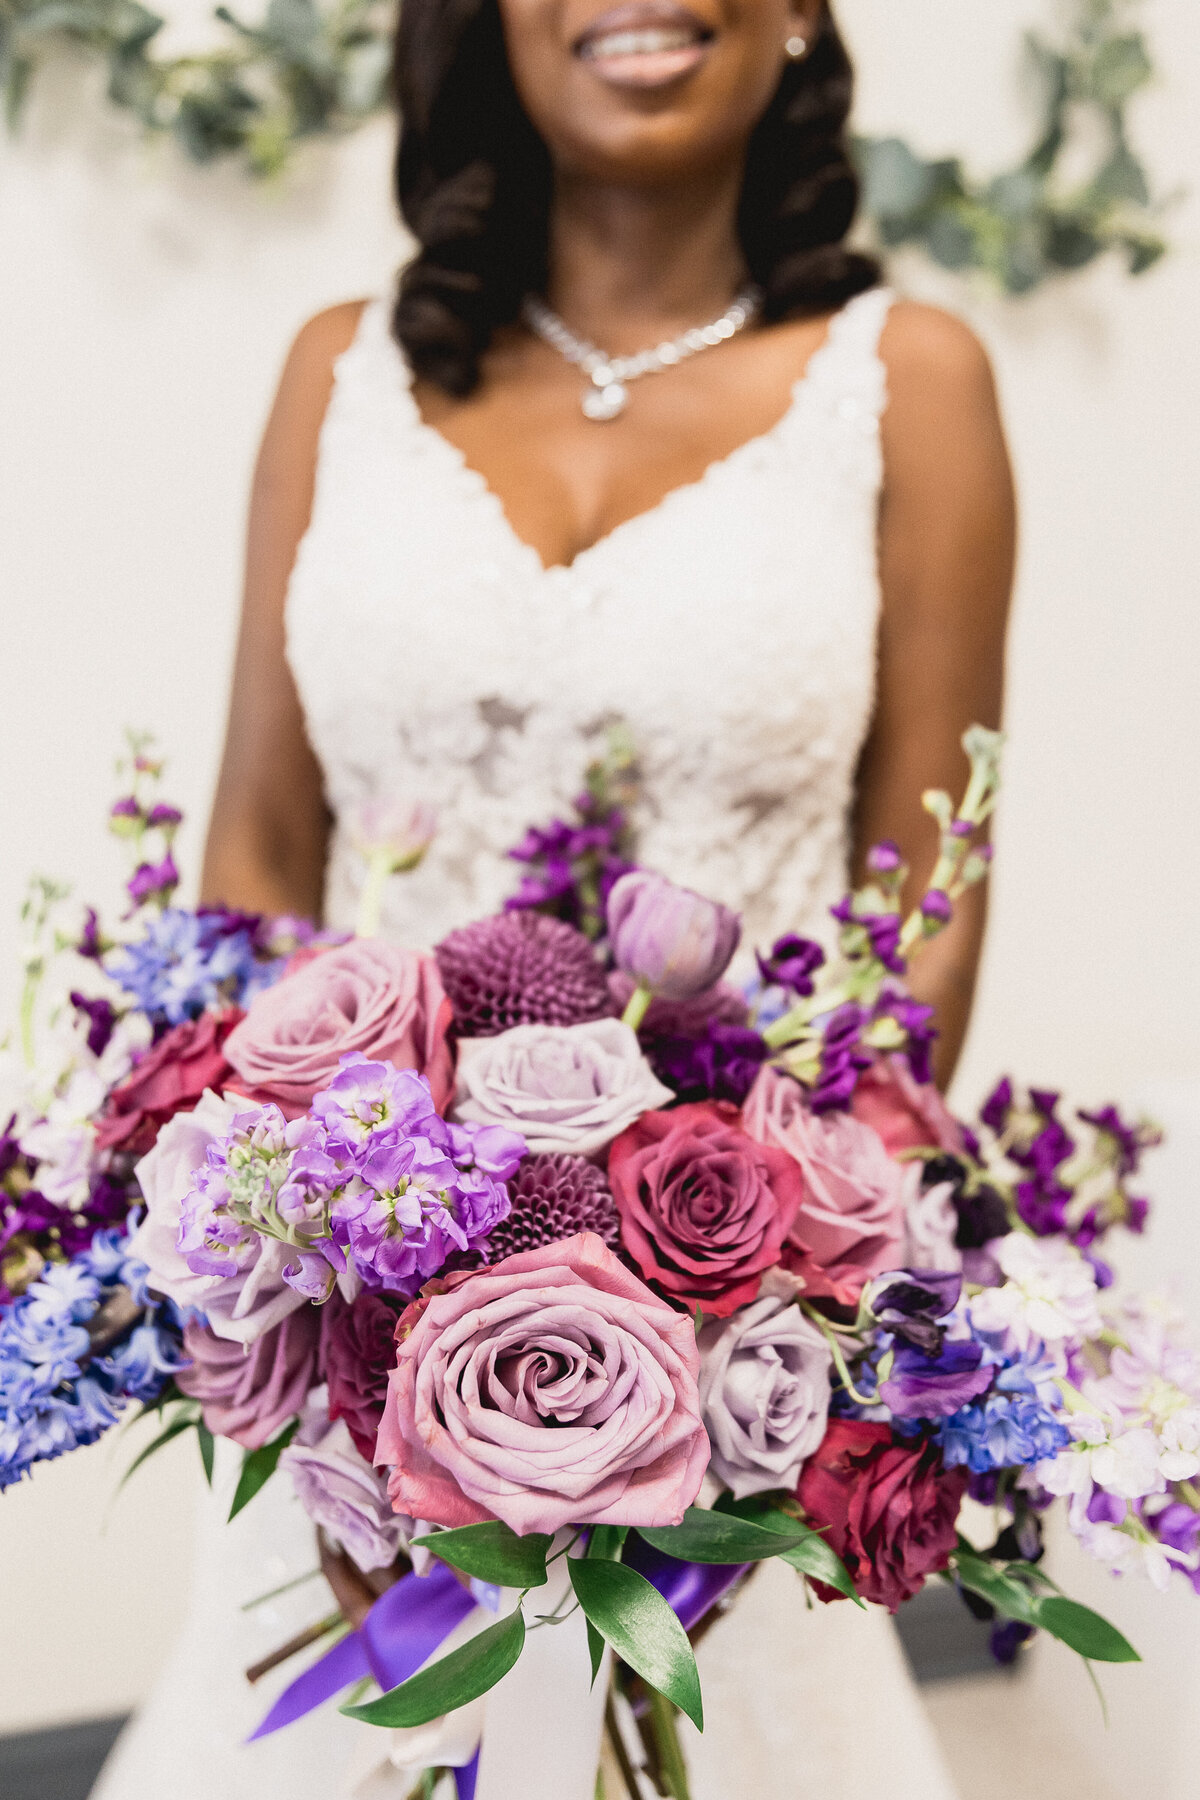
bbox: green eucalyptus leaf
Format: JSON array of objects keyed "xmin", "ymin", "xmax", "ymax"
[
  {"xmin": 228, "ymin": 1419, "xmax": 297, "ymax": 1521},
  {"xmin": 568, "ymin": 1558, "xmax": 703, "ymax": 1732},
  {"xmin": 636, "ymin": 1506, "xmax": 809, "ymax": 1565},
  {"xmin": 411, "ymin": 1521, "xmax": 551, "ymax": 1589},
  {"xmin": 342, "ymin": 1608, "xmax": 526, "ymax": 1728},
  {"xmin": 1034, "ymin": 1597, "xmax": 1140, "ymax": 1664},
  {"xmin": 196, "ymin": 1422, "xmax": 215, "ymax": 1487},
  {"xmin": 118, "ymin": 1407, "xmax": 200, "ymax": 1491}
]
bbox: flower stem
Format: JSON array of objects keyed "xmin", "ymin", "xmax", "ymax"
[
  {"xmin": 621, "ymin": 982, "xmax": 653, "ymax": 1033},
  {"xmin": 644, "ymin": 1689, "xmax": 691, "ymax": 1800},
  {"xmin": 356, "ymin": 849, "xmax": 393, "ymax": 939},
  {"xmin": 604, "ymin": 1691, "xmax": 645, "ymax": 1800},
  {"xmin": 804, "ymin": 1305, "xmax": 877, "ymax": 1407}
]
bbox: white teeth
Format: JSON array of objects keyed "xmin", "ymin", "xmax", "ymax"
[{"xmin": 581, "ymin": 26, "xmax": 700, "ymax": 58}]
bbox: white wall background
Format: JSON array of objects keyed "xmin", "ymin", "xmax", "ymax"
[{"xmin": 1, "ymin": 1, "xmax": 1198, "ymax": 1790}]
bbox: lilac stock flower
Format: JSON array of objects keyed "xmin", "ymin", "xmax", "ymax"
[
  {"xmin": 830, "ymin": 896, "xmax": 905, "ymax": 975},
  {"xmin": 980, "ymin": 1078, "xmax": 1013, "ymax": 1137},
  {"xmin": 755, "ymin": 934, "xmax": 826, "ymax": 998},
  {"xmin": 868, "ymin": 1270, "xmax": 963, "ymax": 1354},
  {"xmin": 607, "ymin": 871, "xmax": 741, "ymax": 1002}
]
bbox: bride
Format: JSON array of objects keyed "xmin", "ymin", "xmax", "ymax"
[{"xmin": 94, "ymin": 0, "xmax": 1014, "ymax": 1794}]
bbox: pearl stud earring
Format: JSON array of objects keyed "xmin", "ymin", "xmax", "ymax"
[{"xmin": 785, "ymin": 33, "xmax": 807, "ymax": 57}]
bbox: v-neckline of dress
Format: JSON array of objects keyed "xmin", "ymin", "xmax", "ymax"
[{"xmin": 380, "ymin": 298, "xmax": 859, "ymax": 578}]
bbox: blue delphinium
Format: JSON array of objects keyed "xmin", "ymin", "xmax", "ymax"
[
  {"xmin": 0, "ymin": 1219, "xmax": 186, "ymax": 1490},
  {"xmin": 106, "ymin": 906, "xmax": 280, "ymax": 1027}
]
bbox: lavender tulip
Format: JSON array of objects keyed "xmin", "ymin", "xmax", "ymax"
[{"xmin": 606, "ymin": 872, "xmax": 741, "ymax": 1023}]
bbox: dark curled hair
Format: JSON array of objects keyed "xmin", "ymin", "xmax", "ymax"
[{"xmin": 392, "ymin": 0, "xmax": 879, "ymax": 395}]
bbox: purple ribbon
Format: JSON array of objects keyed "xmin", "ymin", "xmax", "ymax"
[{"xmin": 624, "ymin": 1539, "xmax": 752, "ymax": 1630}]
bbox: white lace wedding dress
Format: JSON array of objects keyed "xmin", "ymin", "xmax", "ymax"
[{"xmin": 93, "ymin": 287, "xmax": 960, "ymax": 1800}]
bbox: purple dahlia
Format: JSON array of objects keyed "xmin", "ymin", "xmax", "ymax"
[
  {"xmin": 435, "ymin": 913, "xmax": 613, "ymax": 1037},
  {"xmin": 480, "ymin": 1154, "xmax": 621, "ymax": 1260}
]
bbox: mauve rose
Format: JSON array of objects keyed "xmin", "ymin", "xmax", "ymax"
[
  {"xmin": 320, "ymin": 1287, "xmax": 404, "ymax": 1462},
  {"xmin": 850, "ymin": 1057, "xmax": 964, "ymax": 1158},
  {"xmin": 129, "ymin": 1091, "xmax": 306, "ymax": 1343},
  {"xmin": 698, "ymin": 1296, "xmax": 832, "ymax": 1498},
  {"xmin": 224, "ymin": 939, "xmax": 454, "ymax": 1116},
  {"xmin": 743, "ymin": 1067, "xmax": 906, "ymax": 1309},
  {"xmin": 177, "ymin": 1307, "xmax": 320, "ymax": 1448},
  {"xmin": 376, "ymin": 1232, "xmax": 708, "ymax": 1537},
  {"xmin": 96, "ymin": 1010, "xmax": 242, "ymax": 1157},
  {"xmin": 452, "ymin": 1019, "xmax": 672, "ymax": 1157},
  {"xmin": 606, "ymin": 872, "xmax": 741, "ymax": 1002},
  {"xmin": 795, "ymin": 1419, "xmax": 969, "ymax": 1611},
  {"xmin": 608, "ymin": 1102, "xmax": 802, "ymax": 1317},
  {"xmin": 281, "ymin": 1407, "xmax": 408, "ymax": 1572}
]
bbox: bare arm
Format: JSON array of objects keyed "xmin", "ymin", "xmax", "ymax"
[
  {"xmin": 200, "ymin": 302, "xmax": 367, "ymax": 917},
  {"xmin": 853, "ymin": 304, "xmax": 1016, "ymax": 1088}
]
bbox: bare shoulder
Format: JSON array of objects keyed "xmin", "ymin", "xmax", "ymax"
[
  {"xmin": 878, "ymin": 300, "xmax": 1000, "ymax": 418},
  {"xmin": 276, "ymin": 299, "xmax": 371, "ymax": 411}
]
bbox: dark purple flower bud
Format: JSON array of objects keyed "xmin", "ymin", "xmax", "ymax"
[
  {"xmin": 607, "ymin": 870, "xmax": 740, "ymax": 1001},
  {"xmin": 867, "ymin": 840, "xmax": 904, "ymax": 875},
  {"xmin": 146, "ymin": 803, "xmax": 183, "ymax": 830},
  {"xmin": 70, "ymin": 992, "xmax": 117, "ymax": 1059},
  {"xmin": 949, "ymin": 820, "xmax": 974, "ymax": 839},
  {"xmin": 989, "ymin": 1620, "xmax": 1035, "ymax": 1665},
  {"xmin": 76, "ymin": 907, "xmax": 104, "ymax": 961},
  {"xmin": 755, "ymin": 933, "xmax": 825, "ymax": 998},
  {"xmin": 126, "ymin": 854, "xmax": 180, "ymax": 906},
  {"xmin": 921, "ymin": 889, "xmax": 952, "ymax": 926},
  {"xmin": 869, "ymin": 1268, "xmax": 962, "ymax": 1353}
]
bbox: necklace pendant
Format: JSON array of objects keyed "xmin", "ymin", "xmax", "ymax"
[{"xmin": 582, "ymin": 379, "xmax": 628, "ymax": 421}]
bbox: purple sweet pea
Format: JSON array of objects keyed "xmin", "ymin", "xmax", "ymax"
[
  {"xmin": 607, "ymin": 871, "xmax": 741, "ymax": 1002},
  {"xmin": 867, "ymin": 1269, "xmax": 963, "ymax": 1354},
  {"xmin": 880, "ymin": 1336, "xmax": 994, "ymax": 1421}
]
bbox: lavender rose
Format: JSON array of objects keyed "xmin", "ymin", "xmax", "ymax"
[
  {"xmin": 224, "ymin": 938, "xmax": 454, "ymax": 1116},
  {"xmin": 376, "ymin": 1233, "xmax": 708, "ymax": 1536},
  {"xmin": 452, "ymin": 1019, "xmax": 672, "ymax": 1157},
  {"xmin": 606, "ymin": 871, "xmax": 741, "ymax": 1002},
  {"xmin": 129, "ymin": 1091, "xmax": 306, "ymax": 1343},
  {"xmin": 177, "ymin": 1307, "xmax": 320, "ymax": 1449},
  {"xmin": 743, "ymin": 1066, "xmax": 906, "ymax": 1309},
  {"xmin": 698, "ymin": 1297, "xmax": 833, "ymax": 1498},
  {"xmin": 281, "ymin": 1405, "xmax": 409, "ymax": 1573}
]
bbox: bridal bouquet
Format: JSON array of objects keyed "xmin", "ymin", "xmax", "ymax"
[{"xmin": 3, "ymin": 728, "xmax": 1194, "ymax": 1799}]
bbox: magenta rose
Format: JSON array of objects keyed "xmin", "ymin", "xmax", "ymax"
[
  {"xmin": 850, "ymin": 1057, "xmax": 964, "ymax": 1158},
  {"xmin": 376, "ymin": 1233, "xmax": 708, "ymax": 1536},
  {"xmin": 177, "ymin": 1307, "xmax": 320, "ymax": 1449},
  {"xmin": 223, "ymin": 938, "xmax": 454, "ymax": 1116},
  {"xmin": 795, "ymin": 1419, "xmax": 968, "ymax": 1611},
  {"xmin": 96, "ymin": 1010, "xmax": 242, "ymax": 1156},
  {"xmin": 608, "ymin": 1102, "xmax": 802, "ymax": 1318},
  {"xmin": 743, "ymin": 1066, "xmax": 905, "ymax": 1309},
  {"xmin": 320, "ymin": 1288, "xmax": 405, "ymax": 1463}
]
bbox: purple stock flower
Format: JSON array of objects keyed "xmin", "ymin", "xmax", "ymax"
[
  {"xmin": 830, "ymin": 897, "xmax": 905, "ymax": 975},
  {"xmin": 126, "ymin": 853, "xmax": 180, "ymax": 907},
  {"xmin": 980, "ymin": 1079, "xmax": 1013, "ymax": 1137},
  {"xmin": 867, "ymin": 841, "xmax": 904, "ymax": 876},
  {"xmin": 648, "ymin": 1019, "xmax": 768, "ymax": 1107},
  {"xmin": 921, "ymin": 890, "xmax": 952, "ymax": 927},
  {"xmin": 146, "ymin": 803, "xmax": 183, "ymax": 830},
  {"xmin": 70, "ymin": 991, "xmax": 117, "ymax": 1058},
  {"xmin": 76, "ymin": 907, "xmax": 104, "ymax": 961},
  {"xmin": 755, "ymin": 934, "xmax": 826, "ymax": 998},
  {"xmin": 810, "ymin": 1002, "xmax": 874, "ymax": 1113},
  {"xmin": 109, "ymin": 796, "xmax": 141, "ymax": 823},
  {"xmin": 1078, "ymin": 1104, "xmax": 1161, "ymax": 1178},
  {"xmin": 877, "ymin": 989, "xmax": 938, "ymax": 1087}
]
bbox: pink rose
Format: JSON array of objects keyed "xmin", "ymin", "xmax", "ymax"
[
  {"xmin": 223, "ymin": 938, "xmax": 454, "ymax": 1116},
  {"xmin": 608, "ymin": 1102, "xmax": 802, "ymax": 1318},
  {"xmin": 743, "ymin": 1066, "xmax": 905, "ymax": 1309},
  {"xmin": 376, "ymin": 1233, "xmax": 708, "ymax": 1537},
  {"xmin": 177, "ymin": 1307, "xmax": 320, "ymax": 1449},
  {"xmin": 850, "ymin": 1057, "xmax": 964, "ymax": 1158},
  {"xmin": 96, "ymin": 1010, "xmax": 241, "ymax": 1157}
]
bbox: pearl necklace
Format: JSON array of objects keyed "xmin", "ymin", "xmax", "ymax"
[{"xmin": 522, "ymin": 286, "xmax": 762, "ymax": 421}]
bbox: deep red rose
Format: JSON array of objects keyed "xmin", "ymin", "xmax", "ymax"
[
  {"xmin": 95, "ymin": 1009, "xmax": 242, "ymax": 1157},
  {"xmin": 795, "ymin": 1418, "xmax": 968, "ymax": 1612},
  {"xmin": 608, "ymin": 1101, "xmax": 802, "ymax": 1317},
  {"xmin": 319, "ymin": 1288, "xmax": 406, "ymax": 1462}
]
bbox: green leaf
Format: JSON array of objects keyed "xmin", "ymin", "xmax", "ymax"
[
  {"xmin": 713, "ymin": 1497, "xmax": 863, "ymax": 1604},
  {"xmin": 228, "ymin": 1419, "xmax": 297, "ymax": 1521},
  {"xmin": 1034, "ymin": 1597, "xmax": 1140, "ymax": 1664},
  {"xmin": 952, "ymin": 1551, "xmax": 1038, "ymax": 1626},
  {"xmin": 118, "ymin": 1408, "xmax": 199, "ymax": 1490},
  {"xmin": 636, "ymin": 1506, "xmax": 810, "ymax": 1565},
  {"xmin": 587, "ymin": 1525, "xmax": 629, "ymax": 1562},
  {"xmin": 412, "ymin": 1521, "xmax": 551, "ymax": 1589},
  {"xmin": 196, "ymin": 1422, "xmax": 215, "ymax": 1487},
  {"xmin": 568, "ymin": 1557, "xmax": 703, "ymax": 1732},
  {"xmin": 341, "ymin": 1608, "xmax": 526, "ymax": 1728},
  {"xmin": 586, "ymin": 1619, "xmax": 606, "ymax": 1688}
]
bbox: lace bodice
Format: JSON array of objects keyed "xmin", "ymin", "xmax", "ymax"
[{"xmin": 287, "ymin": 287, "xmax": 894, "ymax": 953}]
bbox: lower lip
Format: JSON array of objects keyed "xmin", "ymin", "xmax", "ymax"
[{"xmin": 577, "ymin": 40, "xmax": 711, "ymax": 88}]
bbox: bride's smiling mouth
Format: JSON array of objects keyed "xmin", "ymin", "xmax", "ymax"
[{"xmin": 573, "ymin": 2, "xmax": 716, "ymax": 89}]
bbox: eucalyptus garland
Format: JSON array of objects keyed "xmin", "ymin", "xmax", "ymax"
[{"xmin": 0, "ymin": 0, "xmax": 1167, "ymax": 293}]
